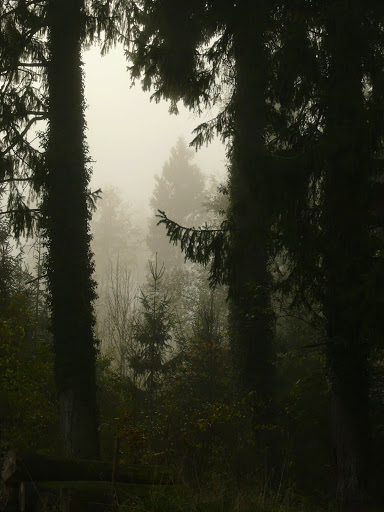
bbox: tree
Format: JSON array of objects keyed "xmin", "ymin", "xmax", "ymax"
[
  {"xmin": 91, "ymin": 186, "xmax": 142, "ymax": 289},
  {"xmin": 128, "ymin": 5, "xmax": 384, "ymax": 503},
  {"xmin": 129, "ymin": 0, "xmax": 278, "ymax": 412},
  {"xmin": 148, "ymin": 138, "xmax": 206, "ymax": 267},
  {"xmin": 318, "ymin": 3, "xmax": 375, "ymax": 503},
  {"xmin": 267, "ymin": 1, "xmax": 384, "ymax": 504},
  {"xmin": 131, "ymin": 256, "xmax": 174, "ymax": 434},
  {"xmin": 100, "ymin": 260, "xmax": 141, "ymax": 382},
  {"xmin": 41, "ymin": 0, "xmax": 100, "ymax": 458},
  {"xmin": 1, "ymin": 0, "xmax": 132, "ymax": 458}
]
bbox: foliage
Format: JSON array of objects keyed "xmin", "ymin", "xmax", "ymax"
[
  {"xmin": 131, "ymin": 258, "xmax": 174, "ymax": 396},
  {"xmin": 148, "ymin": 138, "xmax": 207, "ymax": 267},
  {"xmin": 0, "ymin": 0, "xmax": 46, "ymax": 237},
  {"xmin": 156, "ymin": 210, "xmax": 229, "ymax": 288},
  {"xmin": 0, "ymin": 221, "xmax": 59, "ymax": 454}
]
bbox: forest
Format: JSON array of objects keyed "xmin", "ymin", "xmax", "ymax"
[{"xmin": 1, "ymin": 1, "xmax": 384, "ymax": 511}]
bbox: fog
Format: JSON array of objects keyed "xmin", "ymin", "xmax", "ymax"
[{"xmin": 83, "ymin": 45, "xmax": 227, "ymax": 214}]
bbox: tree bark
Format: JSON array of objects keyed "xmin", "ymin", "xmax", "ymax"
[
  {"xmin": 44, "ymin": 0, "xmax": 99, "ymax": 458},
  {"xmin": 322, "ymin": 1, "xmax": 372, "ymax": 505},
  {"xmin": 229, "ymin": 0, "xmax": 275, "ymax": 406}
]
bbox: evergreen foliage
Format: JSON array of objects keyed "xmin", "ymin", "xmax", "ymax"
[
  {"xmin": 0, "ymin": 0, "xmax": 47, "ymax": 237},
  {"xmin": 0, "ymin": 220, "xmax": 59, "ymax": 454},
  {"xmin": 2, "ymin": 0, "xmax": 384, "ymax": 509},
  {"xmin": 131, "ymin": 258, "xmax": 173, "ymax": 398},
  {"xmin": 129, "ymin": 0, "xmax": 384, "ymax": 505},
  {"xmin": 1, "ymin": 0, "xmax": 134, "ymax": 459},
  {"xmin": 129, "ymin": 0, "xmax": 278, "ymax": 410},
  {"xmin": 148, "ymin": 138, "xmax": 207, "ymax": 266},
  {"xmin": 156, "ymin": 210, "xmax": 229, "ymax": 288}
]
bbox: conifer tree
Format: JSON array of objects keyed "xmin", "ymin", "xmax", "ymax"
[
  {"xmin": 1, "ymin": 0, "xmax": 132, "ymax": 458},
  {"xmin": 148, "ymin": 137, "xmax": 206, "ymax": 266},
  {"xmin": 131, "ymin": 256, "xmax": 173, "ymax": 433},
  {"xmin": 129, "ymin": 0, "xmax": 277, "ymax": 410},
  {"xmin": 268, "ymin": 1, "xmax": 384, "ymax": 504},
  {"xmin": 42, "ymin": 0, "xmax": 100, "ymax": 458},
  {"xmin": 317, "ymin": 2, "xmax": 377, "ymax": 502}
]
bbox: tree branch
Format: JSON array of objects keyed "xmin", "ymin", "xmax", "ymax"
[
  {"xmin": 0, "ymin": 208, "xmax": 40, "ymax": 216},
  {"xmin": 0, "ymin": 177, "xmax": 32, "ymax": 185},
  {"xmin": 26, "ymin": 273, "xmax": 48, "ymax": 285},
  {"xmin": 1, "ymin": 117, "xmax": 45, "ymax": 157}
]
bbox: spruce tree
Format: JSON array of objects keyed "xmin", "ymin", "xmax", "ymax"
[
  {"xmin": 131, "ymin": 256, "xmax": 173, "ymax": 434},
  {"xmin": 148, "ymin": 137, "xmax": 206, "ymax": 266},
  {"xmin": 227, "ymin": 0, "xmax": 275, "ymax": 403}
]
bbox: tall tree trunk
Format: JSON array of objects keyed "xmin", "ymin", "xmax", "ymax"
[
  {"xmin": 229, "ymin": 1, "xmax": 275, "ymax": 411},
  {"xmin": 45, "ymin": 0, "xmax": 99, "ymax": 458},
  {"xmin": 322, "ymin": 1, "xmax": 371, "ymax": 505}
]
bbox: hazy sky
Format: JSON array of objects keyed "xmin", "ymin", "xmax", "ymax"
[{"xmin": 83, "ymin": 45, "xmax": 227, "ymax": 212}]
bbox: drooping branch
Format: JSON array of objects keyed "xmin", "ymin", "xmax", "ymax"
[{"xmin": 156, "ymin": 209, "xmax": 230, "ymax": 287}]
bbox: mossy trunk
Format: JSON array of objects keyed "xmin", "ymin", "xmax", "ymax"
[{"xmin": 45, "ymin": 0, "xmax": 99, "ymax": 458}]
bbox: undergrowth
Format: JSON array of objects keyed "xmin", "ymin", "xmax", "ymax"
[{"xmin": 110, "ymin": 473, "xmax": 325, "ymax": 512}]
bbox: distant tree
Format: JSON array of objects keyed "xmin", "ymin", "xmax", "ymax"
[
  {"xmin": 91, "ymin": 186, "xmax": 142, "ymax": 294},
  {"xmin": 185, "ymin": 291, "xmax": 229, "ymax": 403},
  {"xmin": 0, "ymin": 220, "xmax": 20, "ymax": 313},
  {"xmin": 131, "ymin": 257, "xmax": 174, "ymax": 433},
  {"xmin": 101, "ymin": 260, "xmax": 141, "ymax": 382},
  {"xmin": 148, "ymin": 138, "xmax": 206, "ymax": 266}
]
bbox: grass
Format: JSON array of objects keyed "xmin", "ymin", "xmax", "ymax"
[{"xmin": 110, "ymin": 472, "xmax": 325, "ymax": 512}]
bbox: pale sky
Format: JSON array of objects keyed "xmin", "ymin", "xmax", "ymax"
[{"xmin": 83, "ymin": 45, "xmax": 227, "ymax": 212}]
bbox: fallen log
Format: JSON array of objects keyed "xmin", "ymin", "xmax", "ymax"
[
  {"xmin": 19, "ymin": 481, "xmax": 182, "ymax": 512},
  {"xmin": 2, "ymin": 452, "xmax": 176, "ymax": 486}
]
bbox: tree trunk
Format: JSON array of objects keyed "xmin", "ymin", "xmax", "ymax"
[
  {"xmin": 229, "ymin": 0, "xmax": 275, "ymax": 406},
  {"xmin": 45, "ymin": 0, "xmax": 99, "ymax": 458},
  {"xmin": 322, "ymin": 1, "xmax": 372, "ymax": 505}
]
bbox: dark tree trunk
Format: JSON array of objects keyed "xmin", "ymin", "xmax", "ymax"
[
  {"xmin": 322, "ymin": 1, "xmax": 371, "ymax": 505},
  {"xmin": 45, "ymin": 0, "xmax": 99, "ymax": 458},
  {"xmin": 229, "ymin": 1, "xmax": 275, "ymax": 405}
]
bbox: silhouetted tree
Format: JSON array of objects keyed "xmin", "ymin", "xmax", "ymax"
[
  {"xmin": 148, "ymin": 138, "xmax": 206, "ymax": 267},
  {"xmin": 42, "ymin": 0, "xmax": 99, "ymax": 458},
  {"xmin": 92, "ymin": 186, "xmax": 141, "ymax": 293},
  {"xmin": 130, "ymin": 0, "xmax": 277, "ymax": 411}
]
